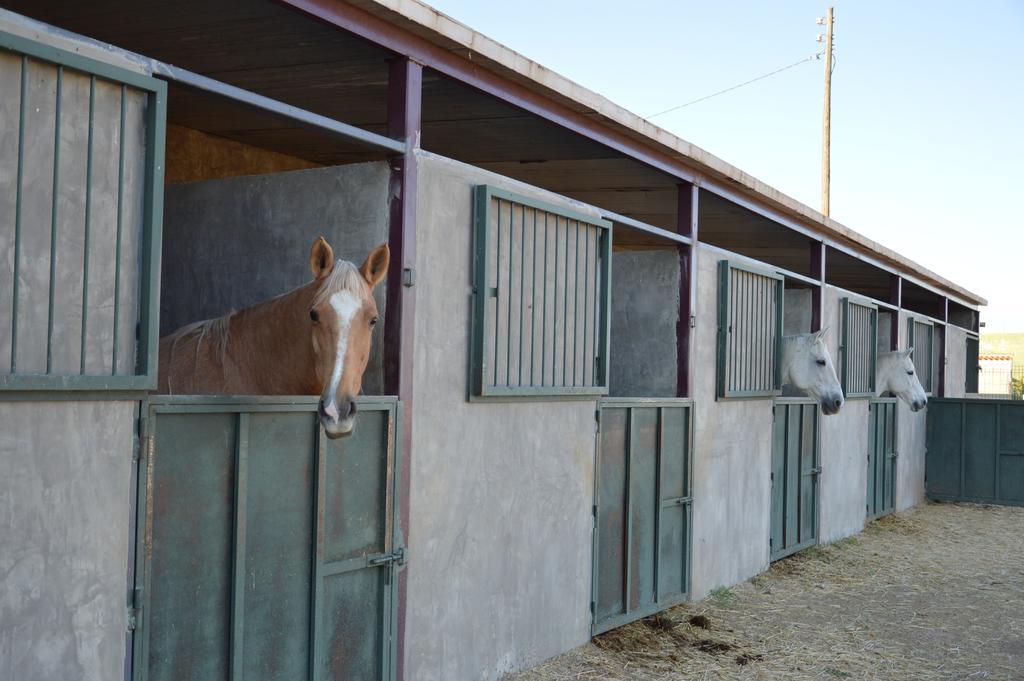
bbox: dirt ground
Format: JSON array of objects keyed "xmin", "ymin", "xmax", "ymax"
[{"xmin": 508, "ymin": 502, "xmax": 1024, "ymax": 681}]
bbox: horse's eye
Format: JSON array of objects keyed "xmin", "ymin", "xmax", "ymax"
[
  {"xmin": 309, "ymin": 309, "xmax": 319, "ymax": 323},
  {"xmin": 370, "ymin": 317, "xmax": 379, "ymax": 327},
  {"xmin": 907, "ymin": 370, "xmax": 914, "ymax": 375},
  {"xmin": 816, "ymin": 359, "xmax": 826, "ymax": 367}
]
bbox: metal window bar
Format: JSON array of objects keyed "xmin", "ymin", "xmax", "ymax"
[
  {"xmin": 717, "ymin": 261, "xmax": 784, "ymax": 398},
  {"xmin": 471, "ymin": 185, "xmax": 611, "ymax": 399},
  {"xmin": 0, "ymin": 30, "xmax": 166, "ymax": 391},
  {"xmin": 841, "ymin": 298, "xmax": 878, "ymax": 398}
]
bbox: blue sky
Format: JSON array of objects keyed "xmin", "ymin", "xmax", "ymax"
[{"xmin": 427, "ymin": 0, "xmax": 1024, "ymax": 331}]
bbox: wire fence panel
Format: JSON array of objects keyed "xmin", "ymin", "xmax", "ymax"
[
  {"xmin": 471, "ymin": 185, "xmax": 611, "ymax": 399},
  {"xmin": 716, "ymin": 261, "xmax": 783, "ymax": 398},
  {"xmin": 841, "ymin": 298, "xmax": 877, "ymax": 397},
  {"xmin": 0, "ymin": 31, "xmax": 166, "ymax": 391}
]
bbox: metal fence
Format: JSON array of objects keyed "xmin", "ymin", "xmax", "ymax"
[
  {"xmin": 0, "ymin": 30, "xmax": 166, "ymax": 391},
  {"xmin": 840, "ymin": 297, "xmax": 877, "ymax": 398},
  {"xmin": 716, "ymin": 261, "xmax": 784, "ymax": 398},
  {"xmin": 470, "ymin": 185, "xmax": 612, "ymax": 399},
  {"xmin": 973, "ymin": 366, "xmax": 1024, "ymax": 400}
]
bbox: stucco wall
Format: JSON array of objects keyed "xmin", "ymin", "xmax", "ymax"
[
  {"xmin": 690, "ymin": 245, "xmax": 773, "ymax": 598},
  {"xmin": 0, "ymin": 400, "xmax": 135, "ymax": 681},
  {"xmin": 944, "ymin": 325, "xmax": 967, "ymax": 398},
  {"xmin": 818, "ymin": 287, "xmax": 868, "ymax": 542},
  {"xmin": 161, "ymin": 162, "xmax": 390, "ymax": 394},
  {"xmin": 783, "ymin": 287, "xmax": 813, "ymax": 336},
  {"xmin": 406, "ymin": 152, "xmax": 596, "ymax": 681},
  {"xmin": 896, "ymin": 310, "xmax": 928, "ymax": 510},
  {"xmin": 609, "ymin": 250, "xmax": 679, "ymax": 397}
]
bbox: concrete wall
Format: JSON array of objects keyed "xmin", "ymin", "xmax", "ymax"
[
  {"xmin": 162, "ymin": 162, "xmax": 390, "ymax": 394},
  {"xmin": 783, "ymin": 287, "xmax": 812, "ymax": 336},
  {"xmin": 896, "ymin": 310, "xmax": 928, "ymax": 511},
  {"xmin": 689, "ymin": 245, "xmax": 773, "ymax": 598},
  {"xmin": 818, "ymin": 287, "xmax": 868, "ymax": 542},
  {"xmin": 945, "ymin": 325, "xmax": 967, "ymax": 398},
  {"xmin": 407, "ymin": 152, "xmax": 596, "ymax": 681},
  {"xmin": 609, "ymin": 250, "xmax": 678, "ymax": 397},
  {"xmin": 0, "ymin": 400, "xmax": 136, "ymax": 681}
]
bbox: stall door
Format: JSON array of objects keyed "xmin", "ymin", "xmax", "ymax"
[
  {"xmin": 867, "ymin": 398, "xmax": 897, "ymax": 519},
  {"xmin": 770, "ymin": 400, "xmax": 820, "ymax": 561},
  {"xmin": 592, "ymin": 399, "xmax": 693, "ymax": 634},
  {"xmin": 132, "ymin": 396, "xmax": 401, "ymax": 681}
]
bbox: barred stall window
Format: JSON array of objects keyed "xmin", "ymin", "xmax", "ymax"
[
  {"xmin": 470, "ymin": 186, "xmax": 611, "ymax": 399},
  {"xmin": 840, "ymin": 297, "xmax": 878, "ymax": 397},
  {"xmin": 0, "ymin": 31, "xmax": 166, "ymax": 391},
  {"xmin": 908, "ymin": 318, "xmax": 935, "ymax": 394},
  {"xmin": 716, "ymin": 261, "xmax": 784, "ymax": 398}
]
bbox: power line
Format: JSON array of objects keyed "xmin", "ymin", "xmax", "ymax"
[{"xmin": 647, "ymin": 53, "xmax": 823, "ymax": 119}]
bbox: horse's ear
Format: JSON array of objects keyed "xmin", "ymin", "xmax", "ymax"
[
  {"xmin": 904, "ymin": 347, "xmax": 915, "ymax": 358},
  {"xmin": 310, "ymin": 236, "xmax": 335, "ymax": 279},
  {"xmin": 360, "ymin": 243, "xmax": 390, "ymax": 290},
  {"xmin": 813, "ymin": 326, "xmax": 830, "ymax": 342}
]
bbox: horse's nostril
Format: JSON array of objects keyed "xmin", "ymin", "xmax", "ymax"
[{"xmin": 347, "ymin": 401, "xmax": 357, "ymax": 418}]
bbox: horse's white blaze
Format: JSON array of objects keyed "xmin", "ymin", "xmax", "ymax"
[{"xmin": 323, "ymin": 289, "xmax": 361, "ymax": 419}]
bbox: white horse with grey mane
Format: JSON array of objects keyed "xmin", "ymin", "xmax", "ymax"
[
  {"xmin": 876, "ymin": 348, "xmax": 928, "ymax": 412},
  {"xmin": 781, "ymin": 328, "xmax": 844, "ymax": 415}
]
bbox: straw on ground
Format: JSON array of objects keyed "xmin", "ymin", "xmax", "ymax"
[{"xmin": 506, "ymin": 502, "xmax": 1024, "ymax": 680}]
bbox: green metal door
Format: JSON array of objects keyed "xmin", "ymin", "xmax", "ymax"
[
  {"xmin": 592, "ymin": 399, "xmax": 692, "ymax": 634},
  {"xmin": 132, "ymin": 396, "xmax": 402, "ymax": 681},
  {"xmin": 770, "ymin": 399, "xmax": 819, "ymax": 561},
  {"xmin": 867, "ymin": 398, "xmax": 897, "ymax": 519}
]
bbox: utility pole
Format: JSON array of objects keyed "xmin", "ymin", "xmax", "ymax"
[{"xmin": 820, "ymin": 7, "xmax": 834, "ymax": 217}]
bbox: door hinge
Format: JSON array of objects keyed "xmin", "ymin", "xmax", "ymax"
[
  {"xmin": 369, "ymin": 547, "xmax": 405, "ymax": 567},
  {"xmin": 589, "ymin": 600, "xmax": 595, "ymax": 614},
  {"xmin": 592, "ymin": 504, "xmax": 598, "ymax": 518},
  {"xmin": 126, "ymin": 608, "xmax": 140, "ymax": 632},
  {"xmin": 402, "ymin": 266, "xmax": 415, "ymax": 288},
  {"xmin": 689, "ymin": 314, "xmax": 696, "ymax": 329},
  {"xmin": 595, "ymin": 409, "xmax": 601, "ymax": 432},
  {"xmin": 810, "ymin": 466, "xmax": 823, "ymax": 475}
]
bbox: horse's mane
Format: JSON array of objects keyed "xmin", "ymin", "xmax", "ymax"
[{"xmin": 312, "ymin": 260, "xmax": 369, "ymax": 308}]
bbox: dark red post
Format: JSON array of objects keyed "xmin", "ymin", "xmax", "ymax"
[
  {"xmin": 677, "ymin": 183, "xmax": 698, "ymax": 397},
  {"xmin": 810, "ymin": 241, "xmax": 825, "ymax": 332},
  {"xmin": 888, "ymin": 274, "xmax": 902, "ymax": 351},
  {"xmin": 385, "ymin": 56, "xmax": 421, "ymax": 681}
]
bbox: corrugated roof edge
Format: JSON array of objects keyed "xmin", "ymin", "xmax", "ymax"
[{"xmin": 351, "ymin": 0, "xmax": 986, "ymax": 307}]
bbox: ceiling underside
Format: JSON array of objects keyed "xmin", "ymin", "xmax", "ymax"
[{"xmin": 4, "ymin": 0, "xmax": 957, "ymax": 285}]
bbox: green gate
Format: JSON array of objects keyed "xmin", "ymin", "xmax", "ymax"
[
  {"xmin": 132, "ymin": 396, "xmax": 402, "ymax": 681},
  {"xmin": 770, "ymin": 399, "xmax": 819, "ymax": 561},
  {"xmin": 927, "ymin": 398, "xmax": 1024, "ymax": 506},
  {"xmin": 592, "ymin": 398, "xmax": 692, "ymax": 634},
  {"xmin": 867, "ymin": 398, "xmax": 897, "ymax": 519}
]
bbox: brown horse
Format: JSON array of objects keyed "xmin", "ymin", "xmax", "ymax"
[{"xmin": 157, "ymin": 237, "xmax": 389, "ymax": 438}]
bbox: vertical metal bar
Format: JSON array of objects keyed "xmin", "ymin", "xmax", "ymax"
[
  {"xmin": 541, "ymin": 212, "xmax": 549, "ymax": 386},
  {"xmin": 993, "ymin": 405, "xmax": 1001, "ymax": 504},
  {"xmin": 308, "ymin": 424, "xmax": 327, "ymax": 681},
  {"xmin": 493, "ymin": 198, "xmax": 502, "ymax": 387},
  {"xmin": 623, "ymin": 408, "xmax": 634, "ymax": 615},
  {"xmin": 518, "ymin": 204, "xmax": 526, "ymax": 386},
  {"xmin": 506, "ymin": 203, "xmax": 514, "ymax": 386},
  {"xmin": 565, "ymin": 220, "xmax": 573, "ymax": 385},
  {"xmin": 775, "ymin": 278, "xmax": 784, "ymax": 390},
  {"xmin": 585, "ymin": 223, "xmax": 593, "ymax": 385},
  {"xmin": 676, "ymin": 184, "xmax": 697, "ymax": 398},
  {"xmin": 136, "ymin": 81, "xmax": 167, "ymax": 384},
  {"xmin": 889, "ymin": 275, "xmax": 901, "ymax": 351},
  {"xmin": 598, "ymin": 226, "xmax": 612, "ymax": 388},
  {"xmin": 529, "ymin": 208, "xmax": 538, "ymax": 385},
  {"xmin": 11, "ymin": 55, "xmax": 28, "ymax": 372},
  {"xmin": 810, "ymin": 241, "xmax": 824, "ymax": 333},
  {"xmin": 80, "ymin": 76, "xmax": 95, "ymax": 374},
  {"xmin": 111, "ymin": 84, "xmax": 127, "ymax": 375},
  {"xmin": 572, "ymin": 221, "xmax": 581, "ymax": 385},
  {"xmin": 553, "ymin": 216, "xmax": 560, "ymax": 387},
  {"xmin": 653, "ymin": 407, "xmax": 663, "ymax": 602},
  {"xmin": 46, "ymin": 65, "xmax": 63, "ymax": 373},
  {"xmin": 230, "ymin": 412, "xmax": 250, "ymax": 681}
]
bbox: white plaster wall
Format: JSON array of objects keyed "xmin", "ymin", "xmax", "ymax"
[
  {"xmin": 0, "ymin": 400, "xmax": 135, "ymax": 681},
  {"xmin": 896, "ymin": 310, "xmax": 928, "ymax": 510},
  {"xmin": 406, "ymin": 152, "xmax": 596, "ymax": 681},
  {"xmin": 945, "ymin": 325, "xmax": 967, "ymax": 398},
  {"xmin": 689, "ymin": 245, "xmax": 773, "ymax": 598},
  {"xmin": 818, "ymin": 287, "xmax": 868, "ymax": 542}
]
